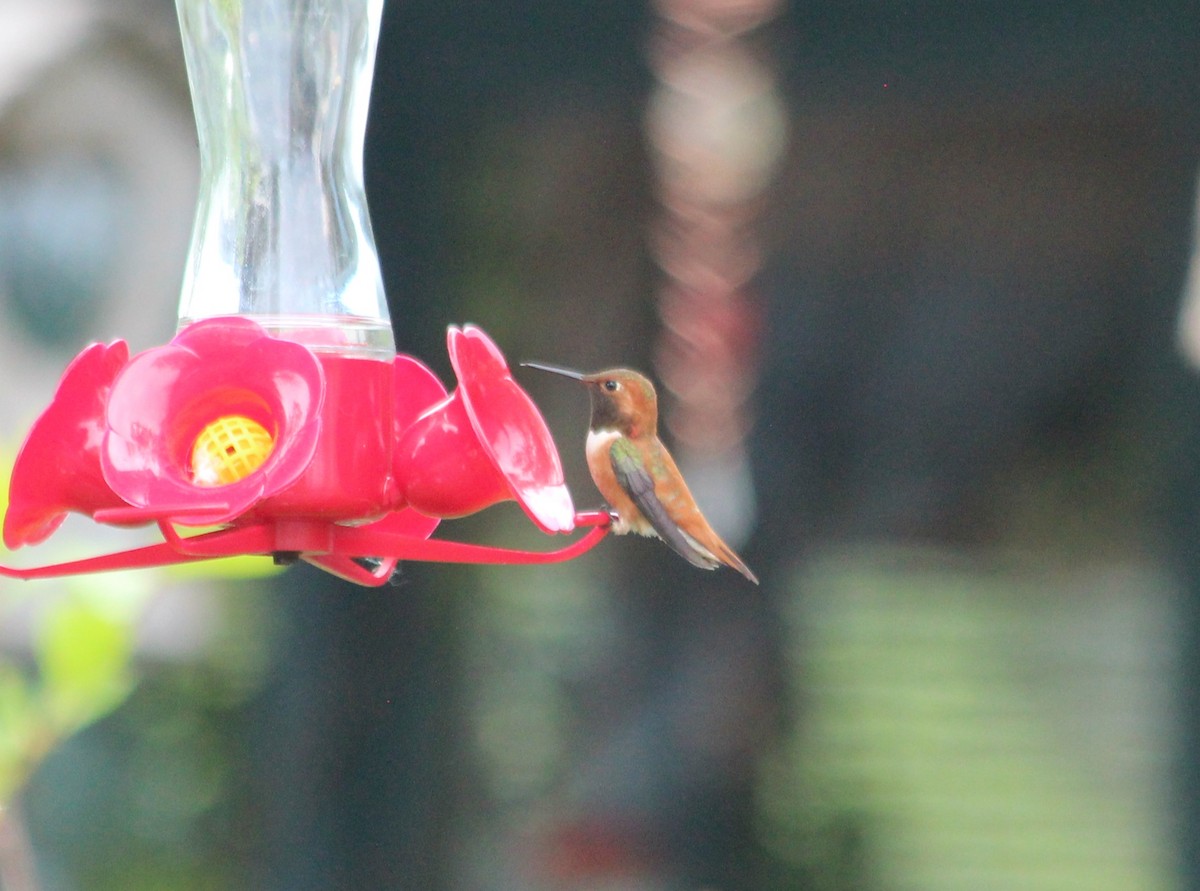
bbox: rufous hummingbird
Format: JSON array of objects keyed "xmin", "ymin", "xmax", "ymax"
[{"xmin": 522, "ymin": 362, "xmax": 758, "ymax": 584}]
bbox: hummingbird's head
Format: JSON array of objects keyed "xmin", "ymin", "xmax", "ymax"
[{"xmin": 522, "ymin": 363, "xmax": 658, "ymax": 437}]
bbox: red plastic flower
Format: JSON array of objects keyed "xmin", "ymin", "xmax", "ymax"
[
  {"xmin": 101, "ymin": 317, "xmax": 325, "ymax": 526},
  {"xmin": 4, "ymin": 339, "xmax": 131, "ymax": 549},
  {"xmin": 396, "ymin": 324, "xmax": 575, "ymax": 533}
]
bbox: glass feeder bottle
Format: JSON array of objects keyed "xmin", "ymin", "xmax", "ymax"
[
  {"xmin": 175, "ymin": 0, "xmax": 397, "ymax": 520},
  {"xmin": 175, "ymin": 0, "xmax": 393, "ymax": 359}
]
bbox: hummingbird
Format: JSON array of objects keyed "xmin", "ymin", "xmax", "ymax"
[{"xmin": 522, "ymin": 362, "xmax": 758, "ymax": 584}]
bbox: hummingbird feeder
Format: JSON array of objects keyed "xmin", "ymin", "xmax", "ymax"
[{"xmin": 0, "ymin": 0, "xmax": 610, "ymax": 586}]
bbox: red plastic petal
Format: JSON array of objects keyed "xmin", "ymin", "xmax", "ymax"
[
  {"xmin": 449, "ymin": 325, "xmax": 575, "ymax": 533},
  {"xmin": 101, "ymin": 318, "xmax": 325, "ymax": 526},
  {"xmin": 393, "ymin": 354, "xmax": 449, "ymax": 440},
  {"xmin": 4, "ymin": 340, "xmax": 130, "ymax": 549}
]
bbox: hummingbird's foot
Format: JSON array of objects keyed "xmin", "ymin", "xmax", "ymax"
[{"xmin": 604, "ymin": 507, "xmax": 626, "ymax": 533}]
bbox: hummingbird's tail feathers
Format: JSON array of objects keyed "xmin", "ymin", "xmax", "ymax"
[
  {"xmin": 683, "ymin": 529, "xmax": 760, "ymax": 585},
  {"xmin": 719, "ymin": 546, "xmax": 760, "ymax": 585}
]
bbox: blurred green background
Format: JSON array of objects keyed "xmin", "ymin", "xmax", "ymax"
[{"xmin": 3, "ymin": 1, "xmax": 1200, "ymax": 889}]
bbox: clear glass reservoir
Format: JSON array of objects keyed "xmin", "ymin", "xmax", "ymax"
[{"xmin": 174, "ymin": 0, "xmax": 394, "ymax": 359}]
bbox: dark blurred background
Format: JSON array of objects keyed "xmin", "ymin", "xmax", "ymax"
[{"xmin": 4, "ymin": 1, "xmax": 1200, "ymax": 889}]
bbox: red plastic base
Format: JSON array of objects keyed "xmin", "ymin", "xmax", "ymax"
[
  {"xmin": 0, "ymin": 510, "xmax": 612, "ymax": 588},
  {"xmin": 255, "ymin": 352, "xmax": 396, "ymax": 520}
]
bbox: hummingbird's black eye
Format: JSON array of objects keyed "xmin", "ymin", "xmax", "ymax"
[{"xmin": 604, "ymin": 380, "xmax": 619, "ymax": 392}]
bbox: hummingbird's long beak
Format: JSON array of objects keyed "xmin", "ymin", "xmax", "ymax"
[{"xmin": 521, "ymin": 361, "xmax": 586, "ymax": 381}]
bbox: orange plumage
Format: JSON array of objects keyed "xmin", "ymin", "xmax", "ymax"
[{"xmin": 524, "ymin": 363, "xmax": 758, "ymax": 584}]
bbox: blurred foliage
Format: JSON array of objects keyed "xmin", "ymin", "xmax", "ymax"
[
  {"xmin": 464, "ymin": 555, "xmax": 615, "ymax": 807},
  {"xmin": 23, "ymin": 629, "xmax": 269, "ymax": 891},
  {"xmin": 0, "ymin": 453, "xmax": 144, "ymax": 811},
  {"xmin": 757, "ymin": 551, "xmax": 1177, "ymax": 891},
  {"xmin": 0, "ymin": 583, "xmax": 142, "ymax": 807},
  {"xmin": 0, "ymin": 446, "xmax": 274, "ymax": 888}
]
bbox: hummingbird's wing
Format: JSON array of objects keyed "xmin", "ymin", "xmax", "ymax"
[{"xmin": 609, "ymin": 438, "xmax": 719, "ymax": 570}]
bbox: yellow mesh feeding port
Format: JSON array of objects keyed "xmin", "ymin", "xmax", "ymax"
[{"xmin": 190, "ymin": 415, "xmax": 275, "ymax": 486}]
